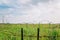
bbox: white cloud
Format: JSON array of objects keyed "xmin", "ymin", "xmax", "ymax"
[
  {"xmin": 16, "ymin": 0, "xmax": 31, "ymax": 5},
  {"xmin": 1, "ymin": 0, "xmax": 60, "ymax": 23},
  {"xmin": 3, "ymin": 3, "xmax": 50, "ymax": 23}
]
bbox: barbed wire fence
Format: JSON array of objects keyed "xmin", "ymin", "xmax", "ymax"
[
  {"xmin": 0, "ymin": 23, "xmax": 60, "ymax": 40},
  {"xmin": 21, "ymin": 27, "xmax": 59, "ymax": 40},
  {"xmin": 0, "ymin": 20, "xmax": 60, "ymax": 40}
]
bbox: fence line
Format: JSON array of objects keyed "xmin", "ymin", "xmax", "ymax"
[
  {"xmin": 21, "ymin": 28, "xmax": 40, "ymax": 40},
  {"xmin": 20, "ymin": 36, "xmax": 60, "ymax": 37},
  {"xmin": 21, "ymin": 28, "xmax": 59, "ymax": 40}
]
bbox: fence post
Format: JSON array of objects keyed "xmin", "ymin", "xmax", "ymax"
[
  {"xmin": 37, "ymin": 28, "xmax": 39, "ymax": 40},
  {"xmin": 21, "ymin": 28, "xmax": 23, "ymax": 40}
]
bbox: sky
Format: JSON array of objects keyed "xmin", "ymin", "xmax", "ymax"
[{"xmin": 0, "ymin": 0, "xmax": 60, "ymax": 24}]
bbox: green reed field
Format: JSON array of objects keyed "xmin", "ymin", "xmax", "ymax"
[{"xmin": 0, "ymin": 24, "xmax": 60, "ymax": 40}]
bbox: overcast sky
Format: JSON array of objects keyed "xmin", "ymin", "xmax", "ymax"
[{"xmin": 0, "ymin": 0, "xmax": 60, "ymax": 23}]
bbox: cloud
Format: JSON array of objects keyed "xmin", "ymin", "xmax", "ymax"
[
  {"xmin": 3, "ymin": 3, "xmax": 50, "ymax": 23},
  {"xmin": 0, "ymin": 0, "xmax": 15, "ymax": 15},
  {"xmin": 0, "ymin": 0, "xmax": 32, "ymax": 15},
  {"xmin": 0, "ymin": 0, "xmax": 60, "ymax": 23},
  {"xmin": 16, "ymin": 0, "xmax": 31, "ymax": 4}
]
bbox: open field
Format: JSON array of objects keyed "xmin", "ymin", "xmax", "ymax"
[{"xmin": 0, "ymin": 24, "xmax": 60, "ymax": 40}]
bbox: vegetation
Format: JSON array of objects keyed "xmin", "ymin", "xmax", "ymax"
[{"xmin": 0, "ymin": 24, "xmax": 60, "ymax": 40}]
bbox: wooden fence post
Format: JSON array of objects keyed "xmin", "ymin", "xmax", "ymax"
[
  {"xmin": 37, "ymin": 28, "xmax": 39, "ymax": 40},
  {"xmin": 21, "ymin": 28, "xmax": 23, "ymax": 40}
]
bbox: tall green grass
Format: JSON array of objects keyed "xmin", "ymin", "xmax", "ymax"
[{"xmin": 0, "ymin": 24, "xmax": 60, "ymax": 40}]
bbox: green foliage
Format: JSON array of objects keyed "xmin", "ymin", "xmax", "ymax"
[{"xmin": 0, "ymin": 24, "xmax": 60, "ymax": 40}]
